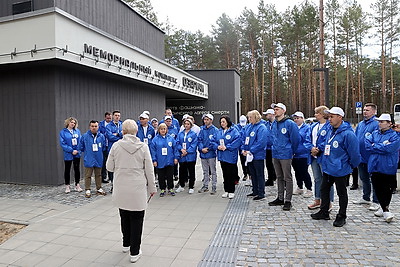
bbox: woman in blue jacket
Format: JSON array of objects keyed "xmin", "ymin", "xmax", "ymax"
[
  {"xmin": 241, "ymin": 110, "xmax": 268, "ymax": 200},
  {"xmin": 176, "ymin": 119, "xmax": 198, "ymax": 194},
  {"xmin": 59, "ymin": 117, "xmax": 82, "ymax": 193},
  {"xmin": 150, "ymin": 123, "xmax": 179, "ymax": 197},
  {"xmin": 365, "ymin": 114, "xmax": 400, "ymax": 223},
  {"xmin": 217, "ymin": 115, "xmax": 241, "ymax": 199}
]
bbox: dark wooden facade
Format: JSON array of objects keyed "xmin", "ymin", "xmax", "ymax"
[{"xmin": 0, "ymin": 60, "xmax": 166, "ymax": 185}]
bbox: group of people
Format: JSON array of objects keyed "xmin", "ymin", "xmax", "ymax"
[{"xmin": 58, "ymin": 103, "xmax": 400, "ymax": 263}]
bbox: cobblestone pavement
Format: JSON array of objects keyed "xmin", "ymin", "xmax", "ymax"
[
  {"xmin": 1, "ymin": 169, "xmax": 400, "ymax": 266},
  {"xmin": 0, "ymin": 182, "xmax": 113, "ymax": 207},
  {"xmin": 236, "ymin": 183, "xmax": 400, "ymax": 266}
]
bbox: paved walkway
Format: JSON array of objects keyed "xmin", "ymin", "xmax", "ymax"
[{"xmin": 0, "ymin": 163, "xmax": 399, "ymax": 266}]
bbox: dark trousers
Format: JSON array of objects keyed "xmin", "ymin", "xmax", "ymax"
[
  {"xmin": 64, "ymin": 158, "xmax": 80, "ymax": 185},
  {"xmin": 350, "ymin": 167, "xmax": 358, "ymax": 187},
  {"xmin": 248, "ymin": 160, "xmax": 265, "ymax": 197},
  {"xmin": 220, "ymin": 161, "xmax": 238, "ymax": 193},
  {"xmin": 239, "ymin": 153, "xmax": 249, "ymax": 177},
  {"xmin": 265, "ymin": 149, "xmax": 276, "ymax": 181},
  {"xmin": 292, "ymin": 157, "xmax": 312, "ymax": 190},
  {"xmin": 119, "ymin": 209, "xmax": 145, "ymax": 256},
  {"xmin": 101, "ymin": 150, "xmax": 109, "ymax": 180},
  {"xmin": 158, "ymin": 165, "xmax": 174, "ymax": 190},
  {"xmin": 321, "ymin": 173, "xmax": 348, "ymax": 216},
  {"xmin": 179, "ymin": 161, "xmax": 196, "ymax": 188},
  {"xmin": 174, "ymin": 163, "xmax": 178, "ymax": 176},
  {"xmin": 371, "ymin": 172, "xmax": 396, "ymax": 211}
]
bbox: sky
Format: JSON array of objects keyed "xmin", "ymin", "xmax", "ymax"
[{"xmin": 150, "ymin": 0, "xmax": 375, "ymax": 34}]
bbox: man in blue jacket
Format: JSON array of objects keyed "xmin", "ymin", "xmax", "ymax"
[
  {"xmin": 99, "ymin": 112, "xmax": 112, "ymax": 183},
  {"xmin": 353, "ymin": 103, "xmax": 380, "ymax": 210},
  {"xmin": 197, "ymin": 114, "xmax": 219, "ymax": 194},
  {"xmin": 79, "ymin": 120, "xmax": 107, "ymax": 198},
  {"xmin": 137, "ymin": 113, "xmax": 155, "ymax": 145},
  {"xmin": 268, "ymin": 103, "xmax": 300, "ymax": 211},
  {"xmin": 311, "ymin": 107, "xmax": 361, "ymax": 227},
  {"xmin": 106, "ymin": 110, "xmax": 123, "ymax": 191},
  {"xmin": 159, "ymin": 108, "xmax": 180, "ymax": 130}
]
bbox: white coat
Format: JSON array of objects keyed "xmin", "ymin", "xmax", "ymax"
[{"xmin": 106, "ymin": 134, "xmax": 156, "ymax": 211}]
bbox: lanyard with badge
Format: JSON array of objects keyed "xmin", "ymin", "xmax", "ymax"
[
  {"xmin": 92, "ymin": 134, "xmax": 99, "ymax": 152},
  {"xmin": 70, "ymin": 129, "xmax": 78, "ymax": 146},
  {"xmin": 182, "ymin": 132, "xmax": 187, "ymax": 150},
  {"xmin": 324, "ymin": 131, "xmax": 337, "ymax": 156}
]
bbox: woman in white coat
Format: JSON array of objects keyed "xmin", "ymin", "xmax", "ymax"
[{"xmin": 106, "ymin": 119, "xmax": 156, "ymax": 263}]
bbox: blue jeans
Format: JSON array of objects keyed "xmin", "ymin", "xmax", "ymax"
[
  {"xmin": 358, "ymin": 163, "xmax": 379, "ymax": 203},
  {"xmin": 311, "ymin": 158, "xmax": 334, "ymax": 201},
  {"xmin": 248, "ymin": 160, "xmax": 265, "ymax": 198}
]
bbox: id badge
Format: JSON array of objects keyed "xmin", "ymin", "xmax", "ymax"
[
  {"xmin": 92, "ymin": 143, "xmax": 98, "ymax": 152},
  {"xmin": 162, "ymin": 147, "xmax": 168, "ymax": 156},
  {"xmin": 245, "ymin": 136, "xmax": 250, "ymax": 145},
  {"xmin": 144, "ymin": 138, "xmax": 148, "ymax": 145},
  {"xmin": 72, "ymin": 138, "xmax": 77, "ymax": 146},
  {"xmin": 220, "ymin": 139, "xmax": 225, "ymax": 146},
  {"xmin": 182, "ymin": 143, "xmax": 187, "ymax": 150},
  {"xmin": 324, "ymin": 145, "xmax": 331, "ymax": 156}
]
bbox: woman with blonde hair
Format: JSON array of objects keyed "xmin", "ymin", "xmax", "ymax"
[
  {"xmin": 59, "ymin": 117, "xmax": 82, "ymax": 193},
  {"xmin": 150, "ymin": 123, "xmax": 178, "ymax": 197}
]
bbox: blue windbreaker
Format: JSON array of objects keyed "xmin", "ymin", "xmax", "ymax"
[
  {"xmin": 365, "ymin": 128, "xmax": 400, "ymax": 175},
  {"xmin": 99, "ymin": 120, "xmax": 110, "ymax": 147},
  {"xmin": 150, "ymin": 134, "xmax": 178, "ymax": 169},
  {"xmin": 294, "ymin": 123, "xmax": 313, "ymax": 160},
  {"xmin": 355, "ymin": 116, "xmax": 379, "ymax": 163},
  {"xmin": 167, "ymin": 124, "xmax": 179, "ymax": 139},
  {"xmin": 78, "ymin": 130, "xmax": 106, "ymax": 168},
  {"xmin": 198, "ymin": 124, "xmax": 219, "ymax": 159},
  {"xmin": 310, "ymin": 121, "xmax": 331, "ymax": 163},
  {"xmin": 176, "ymin": 130, "xmax": 198, "ymax": 162},
  {"xmin": 106, "ymin": 121, "xmax": 123, "ymax": 151},
  {"xmin": 216, "ymin": 126, "xmax": 241, "ymax": 164},
  {"xmin": 271, "ymin": 117, "xmax": 300, "ymax": 159},
  {"xmin": 321, "ymin": 121, "xmax": 361, "ymax": 177},
  {"xmin": 59, "ymin": 128, "xmax": 81, "ymax": 160},
  {"xmin": 137, "ymin": 124, "xmax": 155, "ymax": 145},
  {"xmin": 264, "ymin": 120, "xmax": 275, "ymax": 150},
  {"xmin": 241, "ymin": 121, "xmax": 268, "ymax": 160}
]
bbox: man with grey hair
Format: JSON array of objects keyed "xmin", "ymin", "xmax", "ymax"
[{"xmin": 107, "ymin": 119, "xmax": 156, "ymax": 263}]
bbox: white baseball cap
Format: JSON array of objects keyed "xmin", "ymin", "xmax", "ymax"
[
  {"xmin": 325, "ymin": 107, "xmax": 345, "ymax": 117},
  {"xmin": 143, "ymin": 110, "xmax": 150, "ymax": 116},
  {"xmin": 375, "ymin": 113, "xmax": 392, "ymax": 122},
  {"xmin": 292, "ymin": 111, "xmax": 304, "ymax": 118},
  {"xmin": 203, "ymin": 114, "xmax": 214, "ymax": 120},
  {"xmin": 263, "ymin": 109, "xmax": 275, "ymax": 115},
  {"xmin": 150, "ymin": 117, "xmax": 158, "ymax": 123},
  {"xmin": 164, "ymin": 115, "xmax": 172, "ymax": 120},
  {"xmin": 239, "ymin": 115, "xmax": 247, "ymax": 126},
  {"xmin": 271, "ymin": 103, "xmax": 286, "ymax": 111},
  {"xmin": 182, "ymin": 114, "xmax": 189, "ymax": 120},
  {"xmin": 139, "ymin": 113, "xmax": 149, "ymax": 119}
]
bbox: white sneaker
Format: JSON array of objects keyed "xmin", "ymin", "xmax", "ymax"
[
  {"xmin": 368, "ymin": 203, "xmax": 380, "ymax": 211},
  {"xmin": 383, "ymin": 212, "xmax": 394, "ymax": 223},
  {"xmin": 374, "ymin": 208, "xmax": 384, "ymax": 217},
  {"xmin": 221, "ymin": 192, "xmax": 229, "ymax": 198},
  {"xmin": 75, "ymin": 184, "xmax": 83, "ymax": 192},
  {"xmin": 176, "ymin": 186, "xmax": 185, "ymax": 193},
  {"xmin": 353, "ymin": 198, "xmax": 371, "ymax": 205},
  {"xmin": 65, "ymin": 185, "xmax": 70, "ymax": 194},
  {"xmin": 85, "ymin": 190, "xmax": 91, "ymax": 198},
  {"xmin": 293, "ymin": 188, "xmax": 304, "ymax": 195},
  {"xmin": 228, "ymin": 193, "xmax": 235, "ymax": 199},
  {"xmin": 188, "ymin": 189, "xmax": 194, "ymax": 194},
  {"xmin": 303, "ymin": 189, "xmax": 313, "ymax": 198},
  {"xmin": 130, "ymin": 250, "xmax": 142, "ymax": 263},
  {"xmin": 122, "ymin": 246, "xmax": 129, "ymax": 253}
]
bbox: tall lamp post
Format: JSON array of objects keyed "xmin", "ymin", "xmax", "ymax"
[{"xmin": 314, "ymin": 67, "xmax": 330, "ymax": 107}]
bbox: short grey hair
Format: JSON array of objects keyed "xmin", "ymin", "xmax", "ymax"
[{"xmin": 122, "ymin": 119, "xmax": 138, "ymax": 135}]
